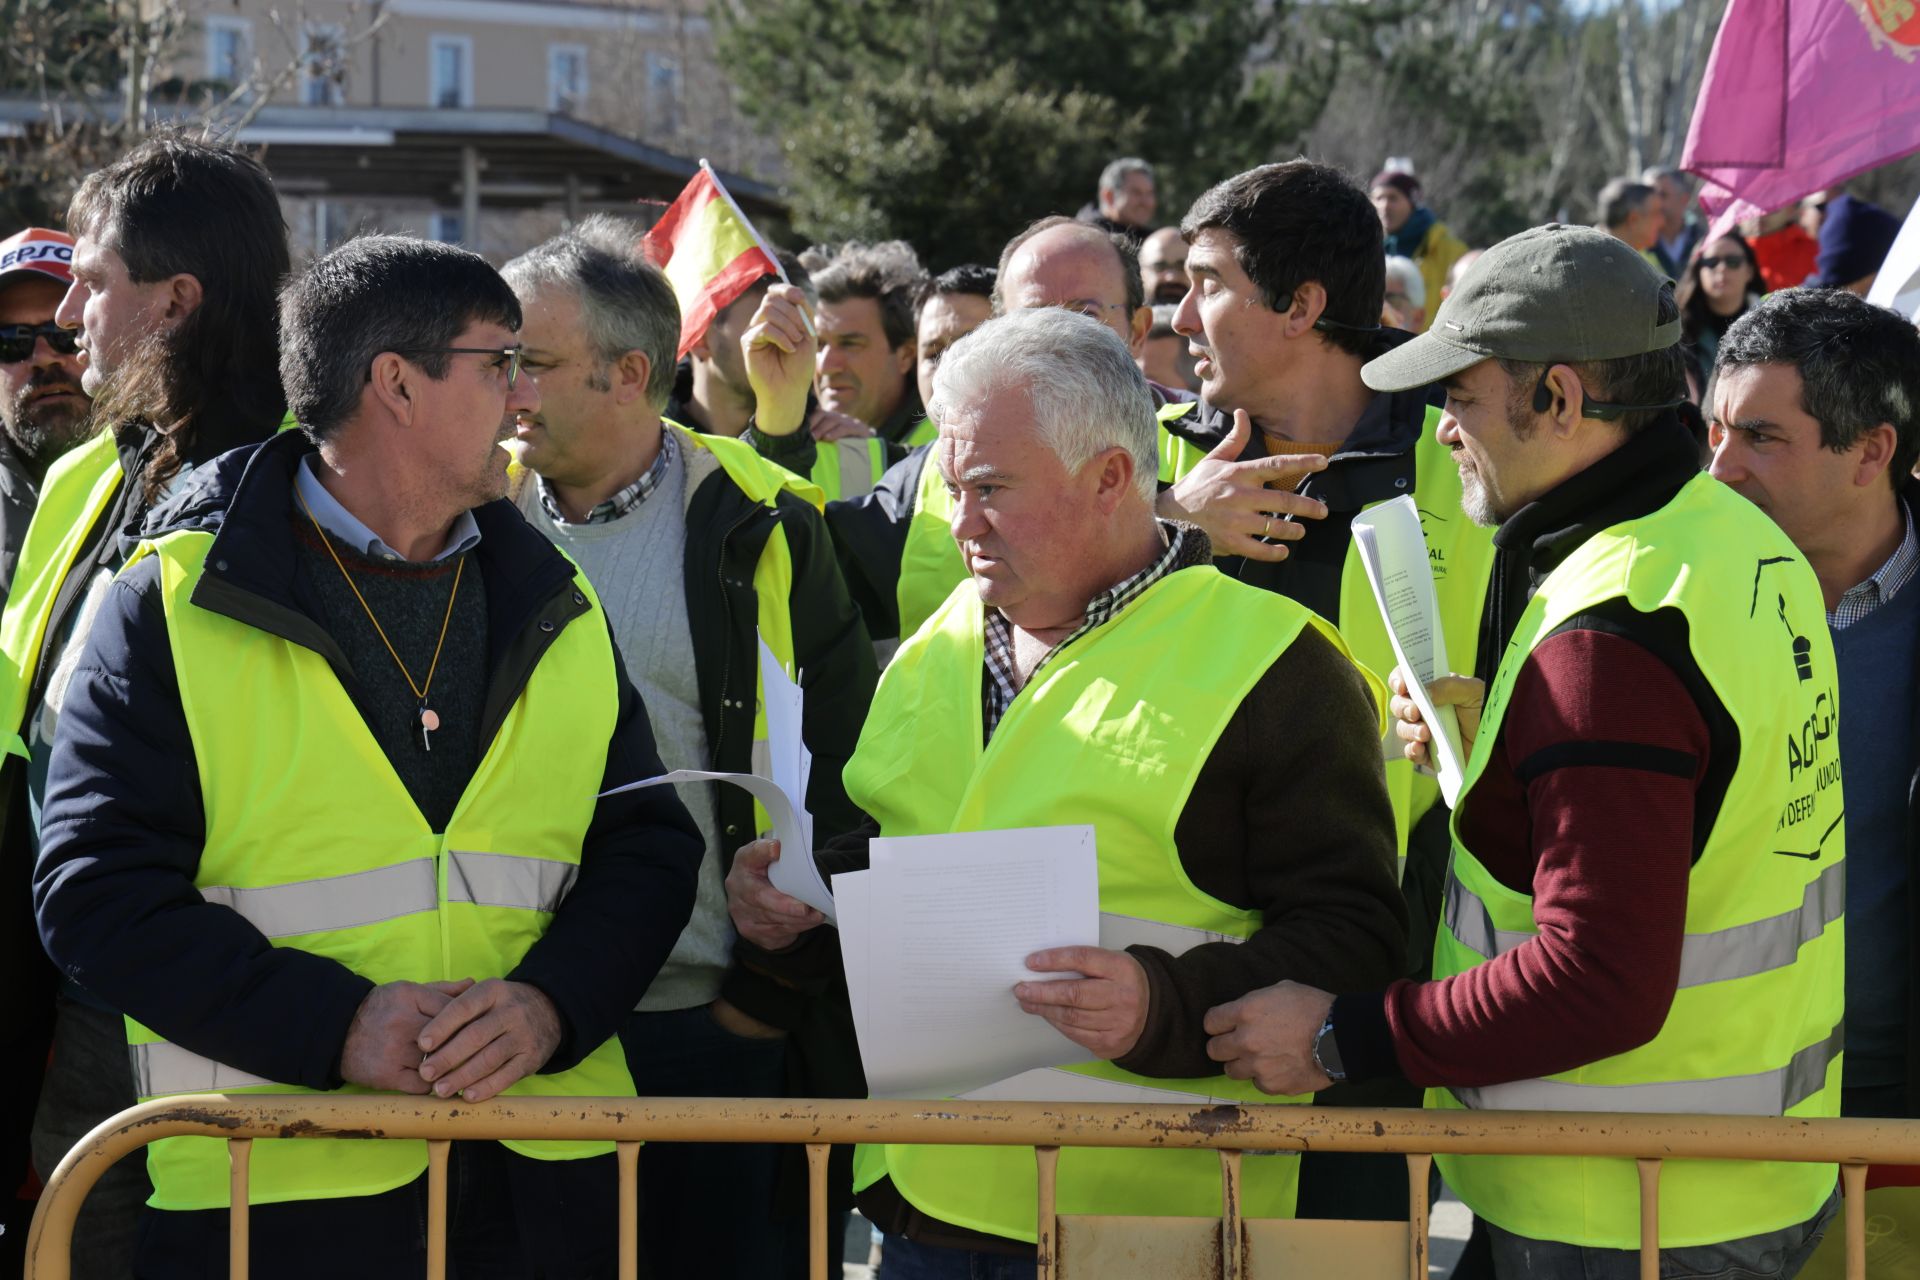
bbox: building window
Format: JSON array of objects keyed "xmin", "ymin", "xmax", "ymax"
[
  {"xmin": 430, "ymin": 212, "xmax": 463, "ymax": 245},
  {"xmin": 301, "ymin": 24, "xmax": 344, "ymax": 105},
  {"xmin": 548, "ymin": 45, "xmax": 587, "ymax": 114},
  {"xmin": 206, "ymin": 18, "xmax": 251, "ymax": 86},
  {"xmin": 430, "ymin": 36, "xmax": 472, "ymax": 109},
  {"xmin": 644, "ymin": 50, "xmax": 680, "ymax": 133}
]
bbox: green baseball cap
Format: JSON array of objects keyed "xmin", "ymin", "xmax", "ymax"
[{"xmin": 1362, "ymin": 223, "xmax": 1681, "ymax": 392}]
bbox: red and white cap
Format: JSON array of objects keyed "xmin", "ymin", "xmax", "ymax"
[{"xmin": 0, "ymin": 228, "xmax": 76, "ymax": 291}]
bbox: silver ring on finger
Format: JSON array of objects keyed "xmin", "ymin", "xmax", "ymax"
[{"xmin": 1263, "ymin": 516, "xmax": 1274, "ymax": 539}]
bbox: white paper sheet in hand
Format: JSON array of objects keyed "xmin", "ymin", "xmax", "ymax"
[
  {"xmin": 598, "ymin": 769, "xmax": 836, "ymax": 921},
  {"xmin": 1350, "ymin": 495, "xmax": 1467, "ymax": 806},
  {"xmin": 835, "ymin": 825, "xmax": 1101, "ymax": 1100}
]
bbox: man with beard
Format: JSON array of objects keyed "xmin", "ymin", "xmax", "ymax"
[
  {"xmin": 0, "ymin": 229, "xmax": 93, "ymax": 591},
  {"xmin": 7, "ymin": 133, "xmax": 290, "ymax": 1279},
  {"xmin": 0, "ymin": 222, "xmax": 91, "ymax": 1275},
  {"xmin": 1207, "ymin": 226, "xmax": 1843, "ymax": 1280}
]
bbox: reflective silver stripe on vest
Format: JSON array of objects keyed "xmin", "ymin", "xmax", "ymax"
[
  {"xmin": 198, "ymin": 858, "xmax": 438, "ymax": 939},
  {"xmin": 1449, "ymin": 1021, "xmax": 1843, "ymax": 1117},
  {"xmin": 1098, "ymin": 913, "xmax": 1243, "ymax": 956},
  {"xmin": 445, "ymin": 851, "xmax": 576, "ymax": 913},
  {"xmin": 1444, "ymin": 860, "xmax": 1845, "ymax": 989},
  {"xmin": 959, "ymin": 1066, "xmax": 1238, "ymax": 1107},
  {"xmin": 131, "ymin": 1042, "xmax": 277, "ymax": 1098},
  {"xmin": 1677, "ymin": 860, "xmax": 1845, "ymax": 988},
  {"xmin": 1442, "ymin": 871, "xmax": 1532, "ymax": 960},
  {"xmin": 834, "ymin": 438, "xmax": 879, "ymax": 499}
]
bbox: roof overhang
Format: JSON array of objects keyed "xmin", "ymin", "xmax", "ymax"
[{"xmin": 0, "ymin": 100, "xmax": 783, "ymax": 217}]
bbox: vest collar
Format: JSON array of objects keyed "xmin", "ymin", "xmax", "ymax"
[
  {"xmin": 1493, "ymin": 415, "xmax": 1701, "ymax": 582},
  {"xmin": 1474, "ymin": 416, "xmax": 1700, "ymax": 684}
]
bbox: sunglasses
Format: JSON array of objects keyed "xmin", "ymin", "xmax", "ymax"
[
  {"xmin": 0, "ymin": 322, "xmax": 81, "ymax": 365},
  {"xmin": 1698, "ymin": 254, "xmax": 1749, "ymax": 271}
]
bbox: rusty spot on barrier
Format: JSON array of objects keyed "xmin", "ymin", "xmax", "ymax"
[
  {"xmin": 1373, "ymin": 1120, "xmax": 1386, "ymax": 1137},
  {"xmin": 276, "ymin": 1119, "xmax": 382, "ymax": 1140},
  {"xmin": 160, "ymin": 1107, "xmax": 249, "ymax": 1131},
  {"xmin": 1179, "ymin": 1105, "xmax": 1247, "ymax": 1136}
]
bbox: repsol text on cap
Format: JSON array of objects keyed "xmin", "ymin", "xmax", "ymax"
[{"xmin": 0, "ymin": 228, "xmax": 76, "ymax": 290}]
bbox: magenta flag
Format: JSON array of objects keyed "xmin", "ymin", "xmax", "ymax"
[{"xmin": 1684, "ymin": 0, "xmax": 1920, "ymax": 228}]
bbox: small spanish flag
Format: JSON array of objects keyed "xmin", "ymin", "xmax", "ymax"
[{"xmin": 641, "ymin": 160, "xmax": 782, "ymax": 360}]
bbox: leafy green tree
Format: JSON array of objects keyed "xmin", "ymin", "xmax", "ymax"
[
  {"xmin": 717, "ymin": 0, "xmax": 1339, "ymax": 256},
  {"xmin": 778, "ymin": 67, "xmax": 1140, "ymax": 269}
]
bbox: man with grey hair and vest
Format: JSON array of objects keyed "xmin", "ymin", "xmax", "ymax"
[
  {"xmin": 745, "ymin": 215, "xmax": 1174, "ymax": 647},
  {"xmin": 1205, "ymin": 226, "xmax": 1843, "ymax": 1279},
  {"xmin": 725, "ymin": 306, "xmax": 1407, "ymax": 1275},
  {"xmin": 501, "ymin": 218, "xmax": 877, "ymax": 1280},
  {"xmin": 34, "ymin": 235, "xmax": 703, "ymax": 1277}
]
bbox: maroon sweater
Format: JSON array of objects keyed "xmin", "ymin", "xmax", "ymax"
[{"xmin": 1334, "ymin": 419, "xmax": 1722, "ymax": 1087}]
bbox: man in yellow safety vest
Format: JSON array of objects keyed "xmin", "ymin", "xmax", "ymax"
[
  {"xmin": 33, "ymin": 235, "xmax": 703, "ymax": 1277},
  {"xmin": 726, "ymin": 306, "xmax": 1407, "ymax": 1274},
  {"xmin": 1205, "ymin": 225, "xmax": 1842, "ymax": 1279}
]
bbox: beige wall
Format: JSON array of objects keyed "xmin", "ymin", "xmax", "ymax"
[{"xmin": 177, "ymin": 0, "xmax": 775, "ymax": 177}]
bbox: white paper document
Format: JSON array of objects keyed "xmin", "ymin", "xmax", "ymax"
[
  {"xmin": 1350, "ymin": 495, "xmax": 1466, "ymax": 806},
  {"xmin": 834, "ymin": 825, "xmax": 1102, "ymax": 1099},
  {"xmin": 597, "ymin": 769, "xmax": 836, "ymax": 920},
  {"xmin": 599, "ymin": 633, "xmax": 835, "ymax": 921}
]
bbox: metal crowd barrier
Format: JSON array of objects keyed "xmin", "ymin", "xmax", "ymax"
[{"xmin": 24, "ymin": 1097, "xmax": 1920, "ymax": 1280}]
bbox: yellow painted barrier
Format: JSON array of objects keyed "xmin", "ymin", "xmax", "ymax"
[{"xmin": 25, "ymin": 1098, "xmax": 1920, "ymax": 1280}]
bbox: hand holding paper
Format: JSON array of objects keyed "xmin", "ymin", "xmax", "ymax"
[
  {"xmin": 836, "ymin": 826, "xmax": 1102, "ymax": 1099},
  {"xmin": 1014, "ymin": 945, "xmax": 1150, "ymax": 1061},
  {"xmin": 1350, "ymin": 496, "xmax": 1469, "ymax": 804},
  {"xmin": 597, "ymin": 635, "xmax": 836, "ymax": 923},
  {"xmin": 725, "ymin": 838, "xmax": 824, "ymax": 950},
  {"xmin": 1389, "ymin": 668, "xmax": 1484, "ymax": 773}
]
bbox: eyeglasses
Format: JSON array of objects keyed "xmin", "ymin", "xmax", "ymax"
[
  {"xmin": 0, "ymin": 322, "xmax": 81, "ymax": 364},
  {"xmin": 391, "ymin": 346, "xmax": 524, "ymax": 389},
  {"xmin": 1698, "ymin": 254, "xmax": 1749, "ymax": 271}
]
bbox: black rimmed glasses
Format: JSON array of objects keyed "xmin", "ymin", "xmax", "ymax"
[
  {"xmin": 0, "ymin": 322, "xmax": 81, "ymax": 364},
  {"xmin": 389, "ymin": 345, "xmax": 525, "ymax": 389}
]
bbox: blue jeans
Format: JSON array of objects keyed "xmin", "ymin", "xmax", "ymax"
[
  {"xmin": 877, "ymin": 1233, "xmax": 1037, "ymax": 1280},
  {"xmin": 620, "ymin": 1003, "xmax": 791, "ymax": 1280},
  {"xmin": 133, "ymin": 1141, "xmax": 617, "ymax": 1279},
  {"xmin": 1485, "ymin": 1190, "xmax": 1838, "ymax": 1280}
]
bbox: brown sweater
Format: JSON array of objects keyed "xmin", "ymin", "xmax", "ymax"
[{"xmin": 791, "ymin": 614, "xmax": 1408, "ymax": 1252}]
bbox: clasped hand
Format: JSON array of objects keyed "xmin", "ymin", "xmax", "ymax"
[{"xmin": 339, "ymin": 976, "xmax": 562, "ymax": 1103}]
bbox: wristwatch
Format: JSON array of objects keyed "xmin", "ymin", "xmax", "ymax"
[{"xmin": 1311, "ymin": 1017, "xmax": 1348, "ymax": 1083}]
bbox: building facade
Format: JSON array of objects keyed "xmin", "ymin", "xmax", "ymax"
[{"xmin": 170, "ymin": 0, "xmax": 782, "ymax": 261}]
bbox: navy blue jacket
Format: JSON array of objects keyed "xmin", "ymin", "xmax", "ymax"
[{"xmin": 32, "ymin": 431, "xmax": 703, "ymax": 1090}]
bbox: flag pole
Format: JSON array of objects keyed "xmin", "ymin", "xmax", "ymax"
[
  {"xmin": 702, "ymin": 159, "xmax": 787, "ymax": 286},
  {"xmin": 699, "ymin": 158, "xmax": 811, "ymax": 338}
]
